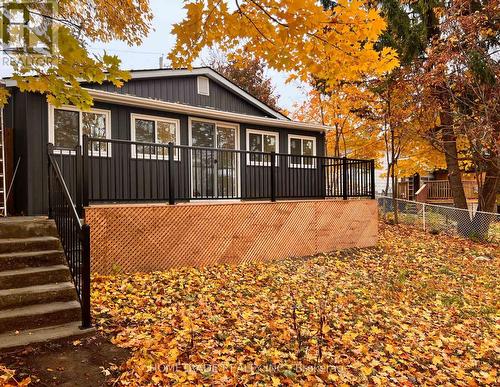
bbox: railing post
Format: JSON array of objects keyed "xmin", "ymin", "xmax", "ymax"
[
  {"xmin": 370, "ymin": 159, "xmax": 376, "ymax": 199},
  {"xmin": 80, "ymin": 223, "xmax": 92, "ymax": 329},
  {"xmin": 422, "ymin": 203, "xmax": 426, "ymax": 232},
  {"xmin": 82, "ymin": 135, "xmax": 89, "ymax": 208},
  {"xmin": 75, "ymin": 145, "xmax": 83, "ymax": 217},
  {"xmin": 342, "ymin": 156, "xmax": 348, "ymax": 200},
  {"xmin": 47, "ymin": 143, "xmax": 53, "ymax": 219},
  {"xmin": 270, "ymin": 151, "xmax": 276, "ymax": 202},
  {"xmin": 168, "ymin": 142, "xmax": 175, "ymax": 205}
]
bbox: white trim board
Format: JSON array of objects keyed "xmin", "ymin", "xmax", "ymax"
[
  {"xmin": 85, "ymin": 88, "xmax": 330, "ymax": 133},
  {"xmin": 4, "ymin": 68, "xmax": 288, "ymax": 120}
]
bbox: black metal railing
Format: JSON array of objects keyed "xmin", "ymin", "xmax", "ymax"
[
  {"xmin": 48, "ymin": 144, "xmax": 91, "ymax": 328},
  {"xmin": 76, "ymin": 136, "xmax": 375, "ymax": 205}
]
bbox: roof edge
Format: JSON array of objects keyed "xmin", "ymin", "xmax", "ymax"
[{"xmin": 85, "ymin": 88, "xmax": 328, "ymax": 133}]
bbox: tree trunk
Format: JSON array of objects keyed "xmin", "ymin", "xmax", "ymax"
[
  {"xmin": 388, "ymin": 94, "xmax": 398, "ymax": 225},
  {"xmin": 471, "ymin": 160, "xmax": 499, "ymax": 240},
  {"xmin": 438, "ymin": 100, "xmax": 471, "ymax": 237},
  {"xmin": 440, "ymin": 109, "xmax": 468, "ymax": 210},
  {"xmin": 477, "ymin": 160, "xmax": 499, "ymax": 213}
]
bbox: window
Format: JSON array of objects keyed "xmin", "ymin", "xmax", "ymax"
[
  {"xmin": 49, "ymin": 105, "xmax": 110, "ymax": 155},
  {"xmin": 288, "ymin": 135, "xmax": 316, "ymax": 168},
  {"xmin": 197, "ymin": 76, "xmax": 210, "ymax": 96},
  {"xmin": 131, "ymin": 114, "xmax": 180, "ymax": 159},
  {"xmin": 246, "ymin": 129, "xmax": 279, "ymax": 166}
]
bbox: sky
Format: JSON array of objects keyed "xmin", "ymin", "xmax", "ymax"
[{"xmin": 0, "ymin": 0, "xmax": 308, "ymax": 112}]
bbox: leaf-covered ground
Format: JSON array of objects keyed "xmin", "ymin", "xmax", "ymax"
[{"xmin": 91, "ymin": 224, "xmax": 498, "ymax": 386}]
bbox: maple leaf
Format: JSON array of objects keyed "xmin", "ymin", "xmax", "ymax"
[{"xmin": 80, "ymin": 223, "xmax": 500, "ymax": 385}]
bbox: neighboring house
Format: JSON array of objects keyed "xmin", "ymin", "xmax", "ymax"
[
  {"xmin": 398, "ymin": 171, "xmax": 480, "ymax": 207},
  {"xmin": 3, "ymin": 67, "xmax": 330, "ymax": 215}
]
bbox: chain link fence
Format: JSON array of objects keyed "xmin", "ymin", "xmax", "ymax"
[{"xmin": 377, "ymin": 196, "xmax": 500, "ymax": 244}]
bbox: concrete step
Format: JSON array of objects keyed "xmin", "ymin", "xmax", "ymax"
[
  {"xmin": 0, "ymin": 321, "xmax": 95, "ymax": 351},
  {"xmin": 0, "ymin": 301, "xmax": 81, "ymax": 334},
  {"xmin": 0, "ymin": 217, "xmax": 59, "ymax": 239},
  {"xmin": 0, "ymin": 249, "xmax": 65, "ymax": 271},
  {"xmin": 0, "ymin": 236, "xmax": 61, "ymax": 254},
  {"xmin": 0, "ymin": 265, "xmax": 71, "ymax": 290},
  {"xmin": 0, "ymin": 282, "xmax": 77, "ymax": 310}
]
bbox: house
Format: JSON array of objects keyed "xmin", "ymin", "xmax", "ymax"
[
  {"xmin": 0, "ymin": 68, "xmax": 378, "ymax": 345},
  {"xmin": 3, "ymin": 67, "xmax": 332, "ymax": 215},
  {"xmin": 398, "ymin": 171, "xmax": 479, "ymax": 209}
]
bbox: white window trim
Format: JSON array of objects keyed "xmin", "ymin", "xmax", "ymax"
[
  {"xmin": 188, "ymin": 117, "xmax": 241, "ymax": 199},
  {"xmin": 197, "ymin": 76, "xmax": 210, "ymax": 96},
  {"xmin": 246, "ymin": 129, "xmax": 279, "ymax": 167},
  {"xmin": 48, "ymin": 104, "xmax": 111, "ymax": 156},
  {"xmin": 130, "ymin": 113, "xmax": 181, "ymax": 160},
  {"xmin": 288, "ymin": 134, "xmax": 317, "ymax": 169},
  {"xmin": 188, "ymin": 117, "xmax": 240, "ymax": 147}
]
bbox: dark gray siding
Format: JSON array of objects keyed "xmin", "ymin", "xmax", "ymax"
[
  {"xmin": 84, "ymin": 76, "xmax": 273, "ymax": 118},
  {"xmin": 9, "ymin": 90, "xmax": 48, "ymax": 215},
  {"xmin": 8, "ymin": 91, "xmax": 326, "ymax": 215}
]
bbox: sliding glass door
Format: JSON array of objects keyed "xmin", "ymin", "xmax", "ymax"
[{"xmin": 190, "ymin": 120, "xmax": 239, "ymax": 199}]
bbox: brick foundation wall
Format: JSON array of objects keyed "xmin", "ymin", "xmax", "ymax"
[{"xmin": 85, "ymin": 199, "xmax": 378, "ymax": 274}]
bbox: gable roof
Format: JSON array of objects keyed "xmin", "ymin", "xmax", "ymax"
[
  {"xmin": 123, "ymin": 67, "xmax": 289, "ymax": 120},
  {"xmin": 3, "ymin": 67, "xmax": 289, "ymax": 121}
]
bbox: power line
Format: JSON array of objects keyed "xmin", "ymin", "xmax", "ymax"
[{"xmin": 88, "ymin": 46, "xmax": 165, "ymax": 55}]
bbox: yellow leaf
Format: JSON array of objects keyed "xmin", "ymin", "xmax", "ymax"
[
  {"xmin": 361, "ymin": 366, "xmax": 373, "ymax": 376},
  {"xmin": 432, "ymin": 355, "xmax": 442, "ymax": 365}
]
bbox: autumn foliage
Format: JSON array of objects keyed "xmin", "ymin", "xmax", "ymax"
[
  {"xmin": 84, "ymin": 224, "xmax": 500, "ymax": 385},
  {"xmin": 170, "ymin": 0, "xmax": 398, "ymax": 86}
]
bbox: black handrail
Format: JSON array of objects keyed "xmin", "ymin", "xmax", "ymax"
[
  {"xmin": 48, "ymin": 143, "xmax": 91, "ymax": 329},
  {"xmin": 76, "ymin": 135, "xmax": 375, "ymax": 205}
]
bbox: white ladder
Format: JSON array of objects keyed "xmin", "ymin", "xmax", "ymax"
[{"xmin": 0, "ymin": 120, "xmax": 6, "ymax": 217}]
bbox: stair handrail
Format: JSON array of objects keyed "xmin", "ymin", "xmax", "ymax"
[{"xmin": 47, "ymin": 143, "xmax": 91, "ymax": 329}]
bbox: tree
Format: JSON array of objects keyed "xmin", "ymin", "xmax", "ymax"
[
  {"xmin": 169, "ymin": 0, "xmax": 399, "ymax": 88},
  {"xmin": 292, "ymin": 84, "xmax": 384, "ymax": 160},
  {"xmin": 204, "ymin": 50, "xmax": 281, "ymax": 111},
  {"xmin": 420, "ymin": 0, "xmax": 499, "ymax": 214},
  {"xmin": 0, "ymin": 0, "xmax": 153, "ymax": 109}
]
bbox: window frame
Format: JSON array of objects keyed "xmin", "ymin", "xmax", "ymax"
[
  {"xmin": 197, "ymin": 76, "xmax": 210, "ymax": 96},
  {"xmin": 130, "ymin": 113, "xmax": 181, "ymax": 160},
  {"xmin": 288, "ymin": 134, "xmax": 317, "ymax": 169},
  {"xmin": 48, "ymin": 104, "xmax": 111, "ymax": 156},
  {"xmin": 246, "ymin": 129, "xmax": 280, "ymax": 167}
]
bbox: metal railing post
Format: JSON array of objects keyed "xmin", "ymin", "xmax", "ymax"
[
  {"xmin": 168, "ymin": 142, "xmax": 175, "ymax": 205},
  {"xmin": 75, "ymin": 145, "xmax": 83, "ymax": 217},
  {"xmin": 82, "ymin": 135, "xmax": 89, "ymax": 208},
  {"xmin": 422, "ymin": 203, "xmax": 426, "ymax": 232},
  {"xmin": 80, "ymin": 223, "xmax": 92, "ymax": 328},
  {"xmin": 370, "ymin": 159, "xmax": 376, "ymax": 199},
  {"xmin": 342, "ymin": 156, "xmax": 348, "ymax": 200},
  {"xmin": 47, "ymin": 143, "xmax": 53, "ymax": 219},
  {"xmin": 270, "ymin": 151, "xmax": 276, "ymax": 202}
]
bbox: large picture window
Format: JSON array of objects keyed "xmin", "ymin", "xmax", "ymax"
[
  {"xmin": 49, "ymin": 105, "xmax": 111, "ymax": 155},
  {"xmin": 288, "ymin": 135, "xmax": 317, "ymax": 168},
  {"xmin": 246, "ymin": 129, "xmax": 279, "ymax": 166},
  {"xmin": 131, "ymin": 114, "xmax": 180, "ymax": 159}
]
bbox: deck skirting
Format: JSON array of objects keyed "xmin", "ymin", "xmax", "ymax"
[{"xmin": 85, "ymin": 199, "xmax": 378, "ymax": 274}]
